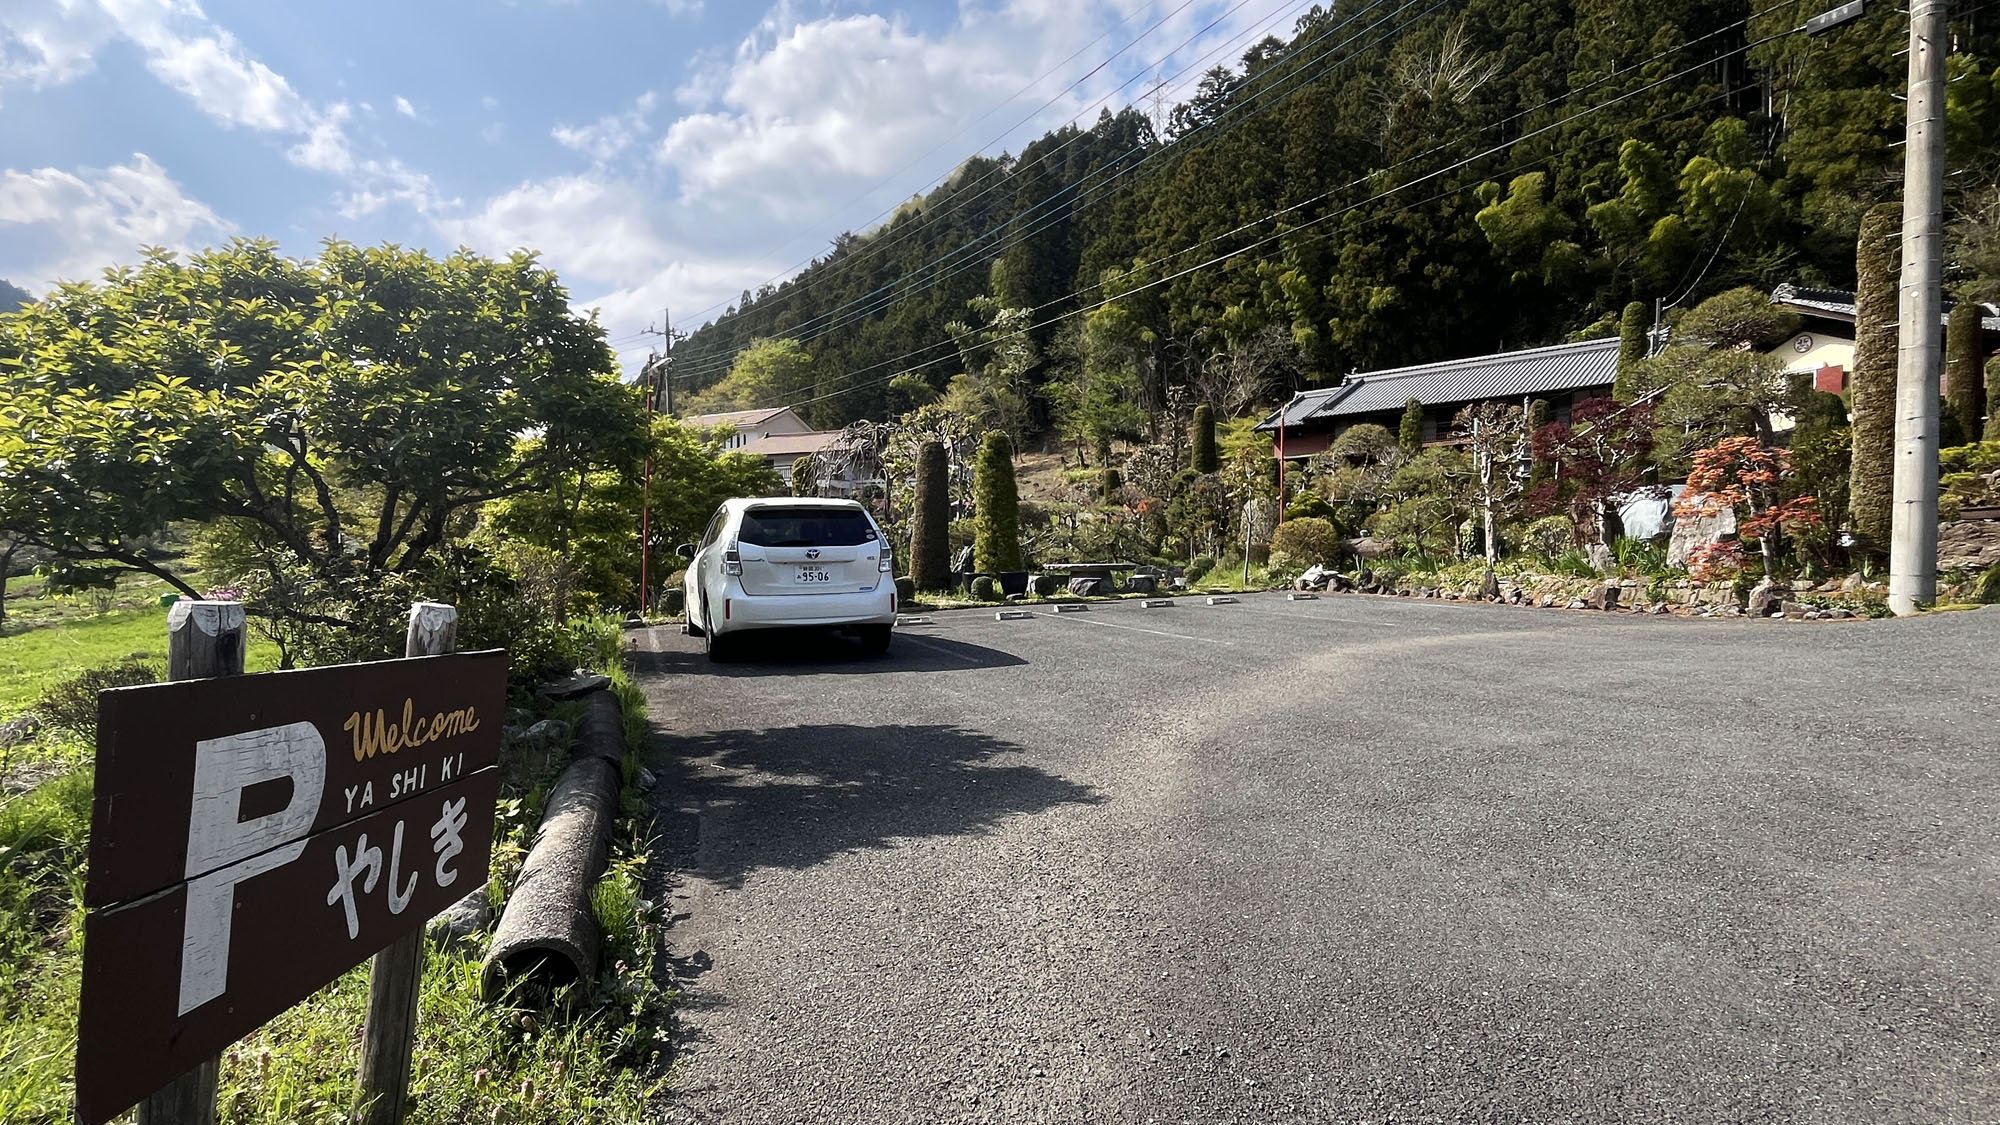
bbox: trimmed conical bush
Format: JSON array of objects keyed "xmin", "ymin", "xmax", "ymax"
[
  {"xmin": 1848, "ymin": 201, "xmax": 1901, "ymax": 557},
  {"xmin": 910, "ymin": 440, "xmax": 951, "ymax": 592},
  {"xmin": 973, "ymin": 431, "xmax": 1022, "ymax": 573}
]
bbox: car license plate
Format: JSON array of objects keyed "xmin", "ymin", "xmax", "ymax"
[{"xmin": 795, "ymin": 565, "xmax": 832, "ymax": 584}]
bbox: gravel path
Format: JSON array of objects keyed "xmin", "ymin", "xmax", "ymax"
[{"xmin": 631, "ymin": 596, "xmax": 2000, "ymax": 1123}]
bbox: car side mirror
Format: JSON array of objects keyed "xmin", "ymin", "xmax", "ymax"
[{"xmin": 676, "ymin": 543, "xmax": 696, "ymax": 559}]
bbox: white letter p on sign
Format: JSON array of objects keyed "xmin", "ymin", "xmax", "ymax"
[{"xmin": 178, "ymin": 722, "xmax": 325, "ymax": 1016}]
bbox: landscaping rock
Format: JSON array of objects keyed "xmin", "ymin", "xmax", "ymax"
[
  {"xmin": 1066, "ymin": 577, "xmax": 1105, "ymax": 597},
  {"xmin": 1667, "ymin": 493, "xmax": 1738, "ymax": 567},
  {"xmin": 1782, "ymin": 600, "xmax": 1809, "ymax": 619},
  {"xmin": 1565, "ymin": 597, "xmax": 1588, "ymax": 610},
  {"xmin": 1584, "ymin": 583, "xmax": 1619, "ymax": 611},
  {"xmin": 1829, "ymin": 607, "xmax": 1856, "ymax": 620},
  {"xmin": 1478, "ymin": 570, "xmax": 1501, "ymax": 600},
  {"xmin": 430, "ymin": 888, "xmax": 490, "ymax": 955},
  {"xmin": 1938, "ymin": 519, "xmax": 2000, "ymax": 570},
  {"xmin": 1585, "ymin": 542, "xmax": 1616, "ymax": 575},
  {"xmin": 1650, "ymin": 602, "xmax": 1669, "ymax": 615},
  {"xmin": 1746, "ymin": 580, "xmax": 1780, "ymax": 618}
]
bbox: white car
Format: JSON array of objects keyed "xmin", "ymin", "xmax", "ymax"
[{"xmin": 680, "ymin": 497, "xmax": 897, "ymax": 662}]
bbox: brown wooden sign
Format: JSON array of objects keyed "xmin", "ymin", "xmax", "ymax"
[{"xmin": 76, "ymin": 650, "xmax": 507, "ymax": 1125}]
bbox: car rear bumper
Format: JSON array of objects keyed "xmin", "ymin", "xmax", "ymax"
[{"xmin": 712, "ymin": 585, "xmax": 896, "ymax": 634}]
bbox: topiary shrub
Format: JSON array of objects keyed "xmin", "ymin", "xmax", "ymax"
[
  {"xmin": 1191, "ymin": 404, "xmax": 1219, "ymax": 473},
  {"xmin": 1100, "ymin": 467, "xmax": 1123, "ymax": 501},
  {"xmin": 1268, "ymin": 517, "xmax": 1341, "ymax": 571},
  {"xmin": 1615, "ymin": 300, "xmax": 1649, "ymax": 401},
  {"xmin": 1031, "ymin": 574, "xmax": 1062, "ymax": 597},
  {"xmin": 1946, "ymin": 301, "xmax": 1985, "ymax": 442},
  {"xmin": 37, "ymin": 658, "xmax": 161, "ymax": 740},
  {"xmin": 910, "ymin": 440, "xmax": 952, "ymax": 591},
  {"xmin": 1398, "ymin": 398, "xmax": 1424, "ymax": 455},
  {"xmin": 973, "ymin": 431, "xmax": 1023, "ymax": 573},
  {"xmin": 970, "ymin": 575, "xmax": 999, "ymax": 601},
  {"xmin": 1522, "ymin": 514, "xmax": 1576, "ymax": 560}
]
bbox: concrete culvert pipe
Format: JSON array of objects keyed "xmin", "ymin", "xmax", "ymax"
[{"xmin": 481, "ymin": 685, "xmax": 630, "ymax": 1000}]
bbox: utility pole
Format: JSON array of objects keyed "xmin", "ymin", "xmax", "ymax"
[
  {"xmin": 636, "ymin": 306, "xmax": 676, "ymax": 617},
  {"xmin": 1889, "ymin": 0, "xmax": 1947, "ymax": 615}
]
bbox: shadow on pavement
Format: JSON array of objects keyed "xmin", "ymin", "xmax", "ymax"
[
  {"xmin": 630, "ymin": 628, "xmax": 1026, "ymax": 677},
  {"xmin": 653, "ymin": 723, "xmax": 1101, "ymax": 890}
]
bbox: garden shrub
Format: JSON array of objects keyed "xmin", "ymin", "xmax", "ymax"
[
  {"xmin": 37, "ymin": 658, "xmax": 161, "ymax": 739},
  {"xmin": 1522, "ymin": 515, "xmax": 1576, "ymax": 559},
  {"xmin": 1285, "ymin": 493, "xmax": 1337, "ymax": 523},
  {"xmin": 970, "ymin": 575, "xmax": 999, "ymax": 601},
  {"xmin": 1185, "ymin": 555, "xmax": 1216, "ymax": 584},
  {"xmin": 1031, "ymin": 574, "xmax": 1062, "ymax": 597},
  {"xmin": 1269, "ymin": 518, "xmax": 1341, "ymax": 571}
]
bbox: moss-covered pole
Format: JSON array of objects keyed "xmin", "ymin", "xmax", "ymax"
[
  {"xmin": 1848, "ymin": 202, "xmax": 1901, "ymax": 563},
  {"xmin": 1944, "ymin": 301, "xmax": 1984, "ymax": 442},
  {"xmin": 1614, "ymin": 300, "xmax": 1649, "ymax": 401},
  {"xmin": 973, "ymin": 431, "xmax": 1022, "ymax": 573}
]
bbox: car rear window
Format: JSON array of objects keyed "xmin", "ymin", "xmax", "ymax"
[{"xmin": 738, "ymin": 506, "xmax": 878, "ymax": 547}]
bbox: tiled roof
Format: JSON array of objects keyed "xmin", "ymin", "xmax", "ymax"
[
  {"xmin": 1255, "ymin": 337, "xmax": 1620, "ymax": 431},
  {"xmin": 1771, "ymin": 282, "xmax": 2000, "ymax": 332},
  {"xmin": 683, "ymin": 406, "xmax": 792, "ymax": 429},
  {"xmin": 737, "ymin": 430, "xmax": 842, "ymax": 458}
]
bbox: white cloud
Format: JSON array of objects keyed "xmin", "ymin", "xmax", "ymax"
[
  {"xmin": 0, "ymin": 0, "xmax": 117, "ymax": 98},
  {"xmin": 394, "ymin": 94, "xmax": 417, "ymax": 119},
  {"xmin": 481, "ymin": 94, "xmax": 500, "ymax": 110},
  {"xmin": 0, "ymin": 152, "xmax": 232, "ymax": 291},
  {"xmin": 98, "ymin": 0, "xmax": 310, "ymax": 131},
  {"xmin": 552, "ymin": 91, "xmax": 657, "ymax": 162},
  {"xmin": 653, "ymin": 0, "xmax": 703, "ymax": 15},
  {"xmin": 286, "ymin": 101, "xmax": 354, "ymax": 174}
]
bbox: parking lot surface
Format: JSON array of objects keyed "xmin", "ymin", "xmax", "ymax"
[{"xmin": 632, "ymin": 595, "xmax": 2000, "ymax": 1123}]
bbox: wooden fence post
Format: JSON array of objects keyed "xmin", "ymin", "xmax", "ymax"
[
  {"xmin": 356, "ymin": 602, "xmax": 457, "ymax": 1125},
  {"xmin": 136, "ymin": 600, "xmax": 246, "ymax": 1125}
]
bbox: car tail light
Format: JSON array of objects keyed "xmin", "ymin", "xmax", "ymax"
[
  {"xmin": 723, "ymin": 544, "xmax": 742, "ymax": 576},
  {"xmin": 879, "ymin": 548, "xmax": 893, "ymax": 573}
]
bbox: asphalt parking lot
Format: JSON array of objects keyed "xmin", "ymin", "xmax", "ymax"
[{"xmin": 631, "ymin": 594, "xmax": 2000, "ymax": 1124}]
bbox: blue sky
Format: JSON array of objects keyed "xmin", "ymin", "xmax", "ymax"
[{"xmin": 0, "ymin": 0, "xmax": 1292, "ymax": 369}]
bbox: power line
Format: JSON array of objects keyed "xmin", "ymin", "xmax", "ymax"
[
  {"xmin": 667, "ymin": 0, "xmax": 1328, "ymax": 367},
  {"xmin": 677, "ymin": 2, "xmax": 1764, "ymax": 385},
  {"xmin": 734, "ymin": 19, "xmax": 1816, "ymax": 418},
  {"xmin": 670, "ymin": 0, "xmax": 1412, "ymax": 383},
  {"xmin": 672, "ymin": 0, "xmax": 1204, "ymax": 329}
]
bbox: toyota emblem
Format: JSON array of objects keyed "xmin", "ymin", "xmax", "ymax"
[{"xmin": 806, "ymin": 548, "xmax": 820, "ymax": 559}]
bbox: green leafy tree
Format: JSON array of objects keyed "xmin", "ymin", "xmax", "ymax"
[
  {"xmin": 1190, "ymin": 404, "xmax": 1219, "ymax": 473},
  {"xmin": 1849, "ymin": 202, "xmax": 1901, "ymax": 557},
  {"xmin": 0, "ymin": 239, "xmax": 639, "ymax": 601},
  {"xmin": 1946, "ymin": 301, "xmax": 1987, "ymax": 440},
  {"xmin": 973, "ymin": 431, "xmax": 1022, "ymax": 572},
  {"xmin": 643, "ymin": 418, "xmax": 783, "ymax": 554},
  {"xmin": 682, "ymin": 337, "xmax": 815, "ymax": 417},
  {"xmin": 1398, "ymin": 399, "xmax": 1425, "ymax": 455},
  {"xmin": 910, "ymin": 441, "xmax": 952, "ymax": 591}
]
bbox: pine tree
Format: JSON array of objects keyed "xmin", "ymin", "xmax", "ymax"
[
  {"xmin": 1615, "ymin": 301, "xmax": 1649, "ymax": 401},
  {"xmin": 910, "ymin": 441, "xmax": 951, "ymax": 591},
  {"xmin": 1848, "ymin": 202, "xmax": 1901, "ymax": 557},
  {"xmin": 1191, "ymin": 404, "xmax": 1219, "ymax": 473},
  {"xmin": 973, "ymin": 431, "xmax": 1022, "ymax": 573},
  {"xmin": 1945, "ymin": 301, "xmax": 1986, "ymax": 443},
  {"xmin": 1398, "ymin": 399, "xmax": 1424, "ymax": 455}
]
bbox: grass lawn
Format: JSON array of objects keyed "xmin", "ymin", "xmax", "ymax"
[{"xmin": 0, "ymin": 607, "xmax": 282, "ymax": 720}]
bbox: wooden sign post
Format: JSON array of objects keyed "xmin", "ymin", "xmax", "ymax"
[
  {"xmin": 76, "ymin": 605, "xmax": 505, "ymax": 1125},
  {"xmin": 134, "ymin": 600, "xmax": 245, "ymax": 1125},
  {"xmin": 356, "ymin": 603, "xmax": 457, "ymax": 1125}
]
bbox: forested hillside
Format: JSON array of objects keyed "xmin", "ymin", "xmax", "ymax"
[{"xmin": 673, "ymin": 0, "xmax": 2000, "ymax": 436}]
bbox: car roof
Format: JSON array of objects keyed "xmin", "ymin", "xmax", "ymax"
[{"xmin": 726, "ymin": 497, "xmax": 867, "ymax": 512}]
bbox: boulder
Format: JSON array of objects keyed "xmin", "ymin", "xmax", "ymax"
[
  {"xmin": 1616, "ymin": 486, "xmax": 1678, "ymax": 541},
  {"xmin": 1650, "ymin": 602, "xmax": 1669, "ymax": 615},
  {"xmin": 1938, "ymin": 519, "xmax": 2000, "ymax": 570},
  {"xmin": 1781, "ymin": 600, "xmax": 1809, "ymax": 618},
  {"xmin": 1585, "ymin": 583, "xmax": 1619, "ymax": 611},
  {"xmin": 1667, "ymin": 493, "xmax": 1739, "ymax": 568},
  {"xmin": 1747, "ymin": 580, "xmax": 1780, "ymax": 618},
  {"xmin": 1585, "ymin": 542, "xmax": 1616, "ymax": 575},
  {"xmin": 0, "ymin": 712, "xmax": 42, "ymax": 748},
  {"xmin": 1478, "ymin": 569, "xmax": 1501, "ymax": 600}
]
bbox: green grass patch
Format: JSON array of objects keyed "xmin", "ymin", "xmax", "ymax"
[{"xmin": 0, "ymin": 607, "xmax": 282, "ymax": 720}]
